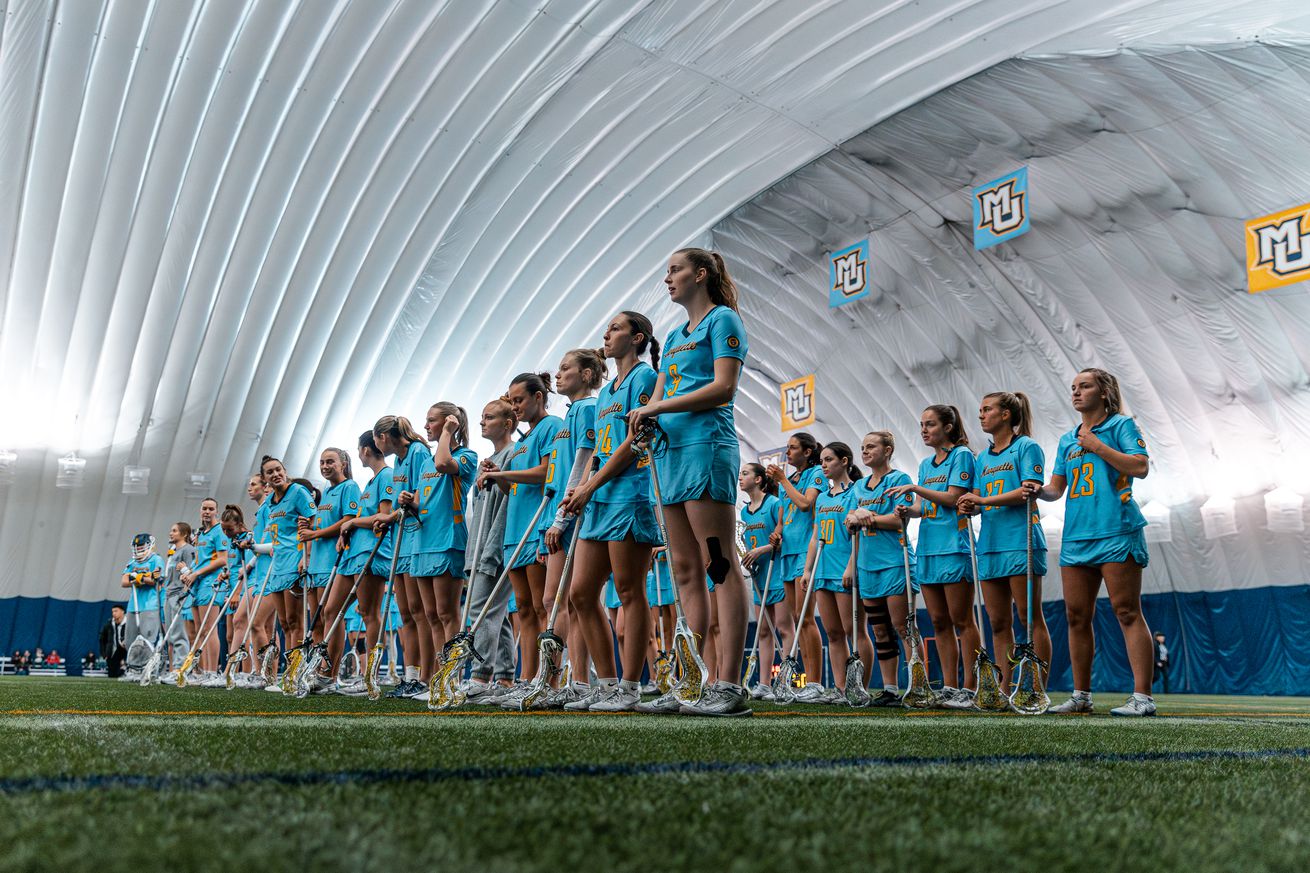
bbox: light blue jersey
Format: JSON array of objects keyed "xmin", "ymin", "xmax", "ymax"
[
  {"xmin": 778, "ymin": 466, "xmax": 826, "ymax": 558},
  {"xmin": 194, "ymin": 525, "xmax": 231, "ymax": 588},
  {"xmin": 345, "ymin": 466, "xmax": 396, "ymax": 564},
  {"xmin": 852, "ymin": 470, "xmax": 916, "ymax": 572},
  {"xmin": 594, "ymin": 364, "xmax": 657, "ymax": 504},
  {"xmin": 122, "ymin": 556, "xmax": 164, "ymax": 613},
  {"xmin": 740, "ymin": 494, "xmax": 780, "ymax": 551},
  {"xmin": 658, "ymin": 306, "xmax": 748, "ymax": 448},
  {"xmin": 1054, "ymin": 414, "xmax": 1149, "ymax": 542},
  {"xmin": 344, "ymin": 601, "xmax": 365, "ymax": 634},
  {"xmin": 308, "ymin": 479, "xmax": 362, "ymax": 575},
  {"xmin": 414, "ymin": 446, "xmax": 478, "ymax": 553},
  {"xmin": 267, "ymin": 483, "xmax": 316, "ymax": 577},
  {"xmin": 540, "ymin": 398, "xmax": 597, "ymax": 530},
  {"xmin": 915, "ymin": 446, "xmax": 974, "ymax": 556},
  {"xmin": 813, "ymin": 486, "xmax": 856, "ymax": 580},
  {"xmin": 503, "ymin": 415, "xmax": 564, "ymax": 546},
  {"xmin": 392, "ymin": 442, "xmax": 435, "ymax": 558},
  {"xmin": 252, "ymin": 498, "xmax": 272, "ymax": 584},
  {"xmin": 976, "ymin": 436, "xmax": 1047, "ymax": 554}
]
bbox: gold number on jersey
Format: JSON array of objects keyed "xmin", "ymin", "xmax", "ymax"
[{"xmin": 1069, "ymin": 462, "xmax": 1095, "ymax": 498}]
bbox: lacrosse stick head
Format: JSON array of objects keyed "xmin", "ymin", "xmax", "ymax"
[
  {"xmin": 1009, "ymin": 646, "xmax": 1050, "ymax": 715},
  {"xmin": 428, "ymin": 648, "xmax": 472, "ymax": 710},
  {"xmin": 741, "ymin": 652, "xmax": 758, "ymax": 689},
  {"xmin": 280, "ymin": 648, "xmax": 304, "ymax": 694},
  {"xmin": 138, "ymin": 650, "xmax": 162, "ymax": 687},
  {"xmin": 339, "ymin": 649, "xmax": 360, "ymax": 683},
  {"xmin": 772, "ymin": 657, "xmax": 799, "ymax": 703},
  {"xmin": 224, "ymin": 647, "xmax": 247, "ymax": 689},
  {"xmin": 973, "ymin": 651, "xmax": 1009, "ymax": 712},
  {"xmin": 364, "ymin": 644, "xmax": 386, "ymax": 701},
  {"xmin": 258, "ymin": 644, "xmax": 280, "ymax": 686},
  {"xmin": 176, "ymin": 650, "xmax": 198, "ymax": 687},
  {"xmin": 901, "ymin": 656, "xmax": 935, "ymax": 709},
  {"xmin": 672, "ymin": 629, "xmax": 706, "ymax": 703},
  {"xmin": 293, "ymin": 644, "xmax": 329, "ymax": 698},
  {"xmin": 844, "ymin": 657, "xmax": 871, "ymax": 707},
  {"xmin": 653, "ymin": 652, "xmax": 674, "ymax": 694}
]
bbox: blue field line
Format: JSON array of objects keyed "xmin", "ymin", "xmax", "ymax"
[{"xmin": 1, "ymin": 746, "xmax": 1308, "ymax": 797}]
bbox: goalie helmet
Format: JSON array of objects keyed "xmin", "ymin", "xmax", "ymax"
[{"xmin": 131, "ymin": 532, "xmax": 155, "ymax": 562}]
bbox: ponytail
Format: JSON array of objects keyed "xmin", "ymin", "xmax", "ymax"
[
  {"xmin": 373, "ymin": 415, "xmax": 428, "ymax": 450},
  {"xmin": 925, "ymin": 404, "xmax": 970, "ymax": 447},
  {"xmin": 675, "ymin": 248, "xmax": 739, "ymax": 311},
  {"xmin": 220, "ymin": 505, "xmax": 244, "ymax": 527},
  {"xmin": 357, "ymin": 430, "xmax": 380, "ymax": 460},
  {"xmin": 429, "ymin": 402, "xmax": 470, "ymax": 447},
  {"xmin": 291, "ymin": 477, "xmax": 321, "ymax": 505},
  {"xmin": 620, "ymin": 311, "xmax": 661, "ymax": 370},
  {"xmin": 985, "ymin": 391, "xmax": 1033, "ymax": 438}
]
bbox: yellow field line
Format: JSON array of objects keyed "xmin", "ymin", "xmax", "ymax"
[{"xmin": 2, "ymin": 707, "xmax": 1305, "ymax": 719}]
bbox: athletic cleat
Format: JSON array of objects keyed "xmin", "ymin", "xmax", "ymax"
[
  {"xmin": 264, "ymin": 682, "xmax": 285, "ymax": 694},
  {"xmin": 870, "ymin": 689, "xmax": 902, "ymax": 707},
  {"xmin": 385, "ymin": 680, "xmax": 416, "ymax": 699},
  {"xmin": 1048, "ymin": 694, "xmax": 1094, "ymax": 714},
  {"xmin": 305, "ymin": 674, "xmax": 332, "ymax": 695},
  {"xmin": 405, "ymin": 682, "xmax": 428, "ymax": 701},
  {"xmin": 634, "ymin": 689, "xmax": 684, "ymax": 714},
  {"xmin": 749, "ymin": 683, "xmax": 768, "ymax": 700},
  {"xmin": 463, "ymin": 681, "xmax": 497, "ymax": 703},
  {"xmin": 820, "ymin": 687, "xmax": 846, "ymax": 705},
  {"xmin": 564, "ymin": 684, "xmax": 610, "ymax": 712},
  {"xmin": 199, "ymin": 672, "xmax": 227, "ymax": 688},
  {"xmin": 553, "ymin": 684, "xmax": 585, "ymax": 706},
  {"xmin": 679, "ymin": 682, "xmax": 753, "ymax": 717},
  {"xmin": 793, "ymin": 683, "xmax": 826, "ymax": 703},
  {"xmin": 1110, "ymin": 696, "xmax": 1156, "ymax": 717},
  {"xmin": 640, "ymin": 682, "xmax": 657, "ymax": 695},
  {"xmin": 941, "ymin": 688, "xmax": 975, "ymax": 710},
  {"xmin": 589, "ymin": 686, "xmax": 640, "ymax": 712}
]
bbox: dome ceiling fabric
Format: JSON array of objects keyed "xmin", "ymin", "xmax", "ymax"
[{"xmin": 0, "ymin": 0, "xmax": 1308, "ymax": 605}]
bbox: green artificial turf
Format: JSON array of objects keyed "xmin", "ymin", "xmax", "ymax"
[{"xmin": 0, "ymin": 678, "xmax": 1307, "ymax": 872}]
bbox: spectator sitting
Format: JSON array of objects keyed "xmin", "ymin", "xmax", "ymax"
[
  {"xmin": 34, "ymin": 647, "xmax": 45, "ymax": 665},
  {"xmin": 19, "ymin": 650, "xmax": 32, "ymax": 675},
  {"xmin": 83, "ymin": 652, "xmax": 97, "ymax": 670},
  {"xmin": 46, "ymin": 651, "xmax": 61, "ymax": 667}
]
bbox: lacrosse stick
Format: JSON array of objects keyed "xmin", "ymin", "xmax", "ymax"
[
  {"xmin": 1009, "ymin": 498, "xmax": 1049, "ymax": 714},
  {"xmin": 844, "ymin": 537, "xmax": 871, "ymax": 707},
  {"xmin": 226, "ymin": 557, "xmax": 275, "ymax": 689},
  {"xmin": 364, "ymin": 515, "xmax": 413, "ymax": 701},
  {"xmin": 652, "ymin": 557, "xmax": 674, "ymax": 694},
  {"xmin": 965, "ymin": 517, "xmax": 1007, "ymax": 711},
  {"xmin": 176, "ymin": 569, "xmax": 243, "ymax": 687},
  {"xmin": 741, "ymin": 549, "xmax": 781, "ymax": 688},
  {"xmin": 285, "ymin": 545, "xmax": 350, "ymax": 695},
  {"xmin": 900, "ymin": 516, "xmax": 935, "ymax": 708},
  {"xmin": 773, "ymin": 539, "xmax": 823, "ymax": 704},
  {"xmin": 428, "ymin": 489, "xmax": 554, "ymax": 709},
  {"xmin": 124, "ymin": 579, "xmax": 156, "ymax": 677},
  {"xmin": 516, "ymin": 502, "xmax": 587, "ymax": 710},
  {"xmin": 141, "ymin": 583, "xmax": 193, "ymax": 686},
  {"xmin": 636, "ymin": 422, "xmax": 708, "ymax": 704},
  {"xmin": 294, "ymin": 535, "xmax": 386, "ymax": 697}
]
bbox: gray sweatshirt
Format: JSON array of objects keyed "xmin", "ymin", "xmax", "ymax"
[{"xmin": 463, "ymin": 443, "xmax": 515, "ymax": 578}]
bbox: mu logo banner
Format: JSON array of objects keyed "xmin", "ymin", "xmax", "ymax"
[
  {"xmin": 780, "ymin": 375, "xmax": 816, "ymax": 431},
  {"xmin": 828, "ymin": 239, "xmax": 870, "ymax": 308},
  {"xmin": 1246, "ymin": 203, "xmax": 1310, "ymax": 292},
  {"xmin": 973, "ymin": 167, "xmax": 1030, "ymax": 250},
  {"xmin": 757, "ymin": 447, "xmax": 786, "ymax": 471}
]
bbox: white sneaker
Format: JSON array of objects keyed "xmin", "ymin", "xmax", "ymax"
[
  {"xmin": 679, "ymin": 682, "xmax": 753, "ymax": 717},
  {"xmin": 200, "ymin": 673, "xmax": 227, "ymax": 688},
  {"xmin": 589, "ymin": 686, "xmax": 640, "ymax": 712},
  {"xmin": 941, "ymin": 688, "xmax": 975, "ymax": 710},
  {"xmin": 564, "ymin": 684, "xmax": 611, "ymax": 711},
  {"xmin": 406, "ymin": 682, "xmax": 428, "ymax": 701},
  {"xmin": 1110, "ymin": 695, "xmax": 1156, "ymax": 717},
  {"xmin": 264, "ymin": 683, "xmax": 284, "ymax": 694},
  {"xmin": 749, "ymin": 683, "xmax": 769, "ymax": 700},
  {"xmin": 1048, "ymin": 693, "xmax": 1093, "ymax": 714},
  {"xmin": 793, "ymin": 683, "xmax": 826, "ymax": 703},
  {"xmin": 820, "ymin": 687, "xmax": 845, "ymax": 705},
  {"xmin": 332, "ymin": 678, "xmax": 368, "ymax": 696},
  {"xmin": 640, "ymin": 682, "xmax": 657, "ymax": 695},
  {"xmin": 239, "ymin": 673, "xmax": 267, "ymax": 690},
  {"xmin": 634, "ymin": 689, "xmax": 685, "ymax": 714},
  {"xmin": 463, "ymin": 681, "xmax": 497, "ymax": 703},
  {"xmin": 164, "ymin": 670, "xmax": 181, "ymax": 684}
]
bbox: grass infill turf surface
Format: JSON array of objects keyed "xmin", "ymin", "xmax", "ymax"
[{"xmin": 0, "ymin": 679, "xmax": 1306, "ymax": 872}]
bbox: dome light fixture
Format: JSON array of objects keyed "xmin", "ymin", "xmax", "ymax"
[{"xmin": 56, "ymin": 453, "xmax": 87, "ymax": 489}]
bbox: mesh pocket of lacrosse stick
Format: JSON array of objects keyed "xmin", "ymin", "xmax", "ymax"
[
  {"xmin": 1009, "ymin": 650, "xmax": 1050, "ymax": 714},
  {"xmin": 259, "ymin": 645, "xmax": 280, "ymax": 685},
  {"xmin": 672, "ymin": 633, "xmax": 706, "ymax": 703},
  {"xmin": 973, "ymin": 651, "xmax": 1008, "ymax": 711}
]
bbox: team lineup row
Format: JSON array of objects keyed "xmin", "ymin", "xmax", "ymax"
[{"xmin": 116, "ymin": 247, "xmax": 1158, "ymax": 716}]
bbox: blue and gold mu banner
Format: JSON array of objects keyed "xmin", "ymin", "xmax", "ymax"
[{"xmin": 973, "ymin": 167, "xmax": 1030, "ymax": 250}]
